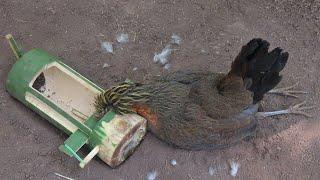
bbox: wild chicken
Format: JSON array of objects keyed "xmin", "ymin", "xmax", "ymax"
[{"xmin": 94, "ymin": 38, "xmax": 312, "ymax": 150}]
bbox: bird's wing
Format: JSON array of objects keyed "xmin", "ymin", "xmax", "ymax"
[
  {"xmin": 184, "ymin": 102, "xmax": 258, "ymax": 133},
  {"xmin": 159, "ymin": 102, "xmax": 258, "ymax": 150}
]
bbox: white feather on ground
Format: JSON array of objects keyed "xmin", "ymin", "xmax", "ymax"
[
  {"xmin": 116, "ymin": 33, "xmax": 129, "ymax": 44},
  {"xmin": 153, "ymin": 45, "xmax": 172, "ymax": 65},
  {"xmin": 170, "ymin": 159, "xmax": 177, "ymax": 166},
  {"xmin": 101, "ymin": 42, "xmax": 113, "ymax": 53},
  {"xmin": 230, "ymin": 161, "xmax": 240, "ymax": 177},
  {"xmin": 147, "ymin": 170, "xmax": 157, "ymax": 180},
  {"xmin": 164, "ymin": 63, "xmax": 171, "ymax": 70},
  {"xmin": 153, "ymin": 33, "xmax": 181, "ymax": 68},
  {"xmin": 171, "ymin": 33, "xmax": 182, "ymax": 45},
  {"xmin": 208, "ymin": 166, "xmax": 216, "ymax": 176}
]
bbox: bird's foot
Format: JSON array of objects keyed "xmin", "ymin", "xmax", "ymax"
[
  {"xmin": 267, "ymin": 83, "xmax": 307, "ymax": 98},
  {"xmin": 256, "ymin": 101, "xmax": 315, "ymax": 118}
]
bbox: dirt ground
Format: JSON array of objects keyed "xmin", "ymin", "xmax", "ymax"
[{"xmin": 1, "ymin": 0, "xmax": 320, "ymax": 179}]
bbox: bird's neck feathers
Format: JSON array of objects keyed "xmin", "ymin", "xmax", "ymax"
[{"xmin": 94, "ymin": 82, "xmax": 151, "ymax": 118}]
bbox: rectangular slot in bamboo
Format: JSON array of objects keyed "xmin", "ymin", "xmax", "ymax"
[{"xmin": 28, "ymin": 62, "xmax": 101, "ymax": 124}]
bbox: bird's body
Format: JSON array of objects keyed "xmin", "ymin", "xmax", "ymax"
[
  {"xmin": 131, "ymin": 71, "xmax": 256, "ymax": 150},
  {"xmin": 95, "ymin": 39, "xmax": 289, "ymax": 150}
]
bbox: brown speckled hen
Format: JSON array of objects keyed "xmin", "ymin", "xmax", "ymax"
[{"xmin": 94, "ymin": 38, "xmax": 312, "ymax": 150}]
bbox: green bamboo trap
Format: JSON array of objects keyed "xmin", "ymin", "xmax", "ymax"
[{"xmin": 5, "ymin": 34, "xmax": 147, "ymax": 168}]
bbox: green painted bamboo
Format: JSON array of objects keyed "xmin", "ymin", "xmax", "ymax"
[{"xmin": 5, "ymin": 35, "xmax": 146, "ymax": 168}]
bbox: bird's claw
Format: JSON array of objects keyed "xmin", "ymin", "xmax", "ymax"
[
  {"xmin": 268, "ymin": 83, "xmax": 308, "ymax": 98},
  {"xmin": 287, "ymin": 101, "xmax": 315, "ymax": 118},
  {"xmin": 256, "ymin": 101, "xmax": 315, "ymax": 118}
]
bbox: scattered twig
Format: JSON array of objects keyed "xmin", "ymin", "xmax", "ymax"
[{"xmin": 54, "ymin": 173, "xmax": 74, "ymax": 180}]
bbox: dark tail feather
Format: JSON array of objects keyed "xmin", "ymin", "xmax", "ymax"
[{"xmin": 223, "ymin": 38, "xmax": 289, "ymax": 103}]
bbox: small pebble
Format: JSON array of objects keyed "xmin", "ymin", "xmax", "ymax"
[
  {"xmin": 170, "ymin": 159, "xmax": 177, "ymax": 166},
  {"xmin": 147, "ymin": 170, "xmax": 157, "ymax": 180},
  {"xmin": 102, "ymin": 63, "xmax": 110, "ymax": 68}
]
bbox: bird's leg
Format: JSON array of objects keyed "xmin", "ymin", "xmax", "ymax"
[
  {"xmin": 256, "ymin": 101, "xmax": 315, "ymax": 118},
  {"xmin": 267, "ymin": 83, "xmax": 307, "ymax": 98}
]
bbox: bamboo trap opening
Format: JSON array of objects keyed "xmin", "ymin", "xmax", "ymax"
[{"xmin": 28, "ymin": 62, "xmax": 100, "ymax": 124}]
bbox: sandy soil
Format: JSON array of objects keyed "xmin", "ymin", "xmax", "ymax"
[{"xmin": 1, "ymin": 0, "xmax": 320, "ymax": 179}]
